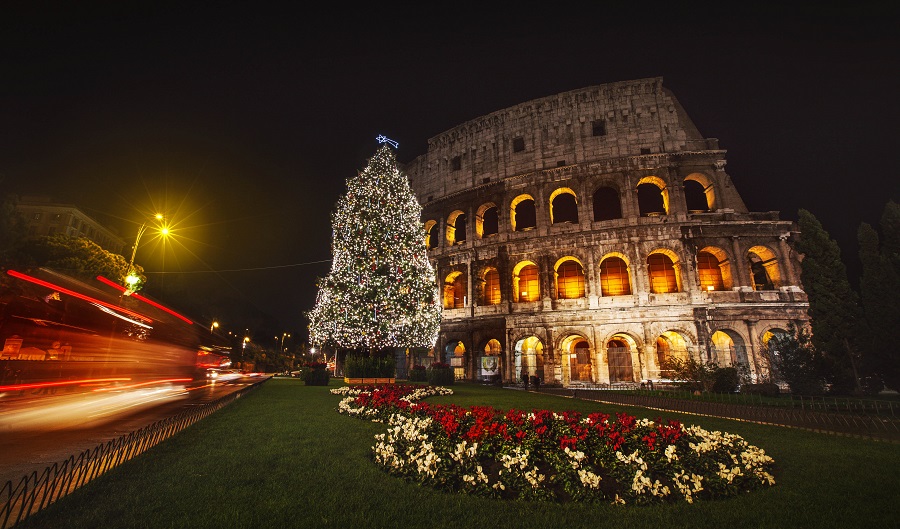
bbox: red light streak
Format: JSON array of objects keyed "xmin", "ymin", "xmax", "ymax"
[
  {"xmin": 6, "ymin": 270, "xmax": 152, "ymax": 323},
  {"xmin": 95, "ymin": 275, "xmax": 194, "ymax": 324},
  {"xmin": 0, "ymin": 378, "xmax": 132, "ymax": 392}
]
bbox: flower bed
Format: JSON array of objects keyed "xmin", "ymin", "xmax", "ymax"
[{"xmin": 331, "ymin": 384, "xmax": 776, "ymax": 505}]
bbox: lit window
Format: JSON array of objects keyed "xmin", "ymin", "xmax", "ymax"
[
  {"xmin": 483, "ymin": 269, "xmax": 500, "ymax": 305},
  {"xmin": 697, "ymin": 252, "xmax": 724, "ymax": 291},
  {"xmin": 600, "ymin": 257, "xmax": 631, "ymax": 296},
  {"xmin": 647, "ymin": 254, "xmax": 678, "ymax": 293},
  {"xmin": 556, "ymin": 261, "xmax": 584, "ymax": 299},
  {"xmin": 517, "ymin": 265, "xmax": 539, "ymax": 302}
]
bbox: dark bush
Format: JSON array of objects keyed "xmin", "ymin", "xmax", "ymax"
[
  {"xmin": 408, "ymin": 365, "xmax": 427, "ymax": 382},
  {"xmin": 427, "ymin": 362, "xmax": 453, "ymax": 386},
  {"xmin": 712, "ymin": 367, "xmax": 740, "ymax": 393},
  {"xmin": 302, "ymin": 364, "xmax": 330, "ymax": 386},
  {"xmin": 344, "ymin": 355, "xmax": 395, "ymax": 378}
]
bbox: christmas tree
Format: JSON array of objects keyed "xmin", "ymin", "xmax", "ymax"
[{"xmin": 307, "ymin": 140, "xmax": 441, "ymax": 355}]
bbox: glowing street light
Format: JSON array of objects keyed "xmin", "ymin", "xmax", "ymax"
[
  {"xmin": 280, "ymin": 332, "xmax": 291, "ymax": 351},
  {"xmin": 211, "ymin": 321, "xmax": 219, "ymax": 334},
  {"xmin": 124, "ymin": 213, "xmax": 168, "ymax": 293}
]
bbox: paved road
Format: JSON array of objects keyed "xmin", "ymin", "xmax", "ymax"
[{"xmin": 0, "ymin": 375, "xmax": 265, "ymax": 486}]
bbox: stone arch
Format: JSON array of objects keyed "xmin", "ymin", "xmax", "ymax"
[
  {"xmin": 424, "ymin": 220, "xmax": 439, "ymax": 249},
  {"xmin": 646, "ymin": 248, "xmax": 682, "ymax": 293},
  {"xmin": 605, "ymin": 332, "xmax": 639, "ymax": 383},
  {"xmin": 599, "ymin": 252, "xmax": 632, "ymax": 296},
  {"xmin": 698, "ymin": 245, "xmax": 733, "ymax": 290},
  {"xmin": 636, "ymin": 175, "xmax": 669, "ymax": 216},
  {"xmin": 444, "ymin": 340, "xmax": 467, "ymax": 380},
  {"xmin": 510, "ymin": 194, "xmax": 536, "ymax": 231},
  {"xmin": 475, "ymin": 202, "xmax": 499, "ymax": 238},
  {"xmin": 553, "ymin": 256, "xmax": 585, "ymax": 299},
  {"xmin": 592, "ymin": 185, "xmax": 622, "ymax": 221},
  {"xmin": 446, "ymin": 210, "xmax": 467, "ymax": 245},
  {"xmin": 711, "ymin": 329, "xmax": 749, "ymax": 366},
  {"xmin": 512, "ymin": 260, "xmax": 540, "ymax": 302},
  {"xmin": 748, "ymin": 245, "xmax": 782, "ymax": 290},
  {"xmin": 656, "ymin": 330, "xmax": 690, "ymax": 379},
  {"xmin": 479, "ymin": 266, "xmax": 501, "ymax": 305},
  {"xmin": 559, "ymin": 333, "xmax": 593, "ymax": 382},
  {"xmin": 549, "ymin": 187, "xmax": 578, "ymax": 224},
  {"xmin": 479, "ymin": 338, "xmax": 503, "ymax": 381},
  {"xmin": 684, "ymin": 172, "xmax": 716, "ymax": 212},
  {"xmin": 514, "ymin": 335, "xmax": 545, "ymax": 381},
  {"xmin": 442, "ymin": 270, "xmax": 467, "ymax": 309}
]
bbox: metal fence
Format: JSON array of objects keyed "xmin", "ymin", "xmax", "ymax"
[
  {"xmin": 1, "ymin": 379, "xmax": 266, "ymax": 529},
  {"xmin": 539, "ymin": 387, "xmax": 900, "ymax": 441}
]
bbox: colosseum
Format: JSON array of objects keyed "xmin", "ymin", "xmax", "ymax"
[{"xmin": 401, "ymin": 77, "xmax": 809, "ymax": 388}]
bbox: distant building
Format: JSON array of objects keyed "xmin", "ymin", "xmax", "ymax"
[
  {"xmin": 15, "ymin": 195, "xmax": 125, "ymax": 254},
  {"xmin": 404, "ymin": 77, "xmax": 808, "ymax": 387}
]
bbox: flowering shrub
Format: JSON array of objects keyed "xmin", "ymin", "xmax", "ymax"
[{"xmin": 331, "ymin": 384, "xmax": 776, "ymax": 505}]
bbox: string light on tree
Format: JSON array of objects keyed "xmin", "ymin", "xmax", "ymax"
[{"xmin": 307, "ymin": 137, "xmax": 441, "ymax": 354}]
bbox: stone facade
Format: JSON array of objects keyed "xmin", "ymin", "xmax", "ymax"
[{"xmin": 403, "ymin": 77, "xmax": 808, "ymax": 387}]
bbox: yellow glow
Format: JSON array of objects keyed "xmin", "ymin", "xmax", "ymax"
[{"xmin": 125, "ymin": 274, "xmax": 140, "ymax": 286}]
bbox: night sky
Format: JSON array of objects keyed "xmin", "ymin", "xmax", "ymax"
[{"xmin": 2, "ymin": 3, "xmax": 898, "ymax": 339}]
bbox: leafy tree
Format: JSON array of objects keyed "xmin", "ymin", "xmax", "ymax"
[
  {"xmin": 663, "ymin": 357, "xmax": 719, "ymax": 392},
  {"xmin": 307, "ymin": 143, "xmax": 441, "ymax": 357},
  {"xmin": 858, "ymin": 201, "xmax": 900, "ymax": 390},
  {"xmin": 766, "ymin": 324, "xmax": 826, "ymax": 395},
  {"xmin": 796, "ymin": 209, "xmax": 865, "ymax": 394},
  {"xmin": 23, "ymin": 234, "xmax": 143, "ymax": 288}
]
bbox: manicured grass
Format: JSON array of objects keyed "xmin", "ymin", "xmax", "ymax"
[{"xmin": 18, "ymin": 378, "xmax": 900, "ymax": 529}]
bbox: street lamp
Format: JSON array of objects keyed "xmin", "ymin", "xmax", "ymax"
[
  {"xmin": 280, "ymin": 332, "xmax": 290, "ymax": 352},
  {"xmin": 211, "ymin": 321, "xmax": 219, "ymax": 334},
  {"xmin": 124, "ymin": 213, "xmax": 167, "ymax": 292}
]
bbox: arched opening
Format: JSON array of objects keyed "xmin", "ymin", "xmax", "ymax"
[
  {"xmin": 555, "ymin": 258, "xmax": 585, "ymax": 299},
  {"xmin": 699, "ymin": 246, "xmax": 733, "ymax": 290},
  {"xmin": 606, "ymin": 338, "xmax": 634, "ymax": 383},
  {"xmin": 424, "ymin": 220, "xmax": 439, "ymax": 249},
  {"xmin": 444, "ymin": 341, "xmax": 467, "ymax": 380},
  {"xmin": 561, "ymin": 335, "xmax": 592, "ymax": 382},
  {"xmin": 748, "ymin": 246, "xmax": 781, "ymax": 291},
  {"xmin": 593, "ymin": 186, "xmax": 622, "ymax": 221},
  {"xmin": 510, "ymin": 195, "xmax": 536, "ymax": 231},
  {"xmin": 476, "ymin": 203, "xmax": 499, "ymax": 238},
  {"xmin": 513, "ymin": 261, "xmax": 540, "ymax": 302},
  {"xmin": 697, "ymin": 251, "xmax": 725, "ymax": 291},
  {"xmin": 711, "ymin": 330, "xmax": 748, "ymax": 367},
  {"xmin": 647, "ymin": 252, "xmax": 680, "ymax": 293},
  {"xmin": 515, "ymin": 336, "xmax": 544, "ymax": 381},
  {"xmin": 446, "ymin": 211, "xmax": 467, "ymax": 245},
  {"xmin": 480, "ymin": 339, "xmax": 502, "ymax": 381},
  {"xmin": 637, "ymin": 176, "xmax": 668, "ymax": 216},
  {"xmin": 599, "ymin": 255, "xmax": 631, "ymax": 296},
  {"xmin": 481, "ymin": 267, "xmax": 501, "ymax": 305},
  {"xmin": 443, "ymin": 271, "xmax": 467, "ymax": 309},
  {"xmin": 684, "ymin": 179, "xmax": 710, "ymax": 212},
  {"xmin": 656, "ymin": 331, "xmax": 688, "ymax": 379},
  {"xmin": 550, "ymin": 188, "xmax": 578, "ymax": 224}
]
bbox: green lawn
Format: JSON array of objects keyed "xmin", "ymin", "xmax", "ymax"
[{"xmin": 18, "ymin": 378, "xmax": 900, "ymax": 529}]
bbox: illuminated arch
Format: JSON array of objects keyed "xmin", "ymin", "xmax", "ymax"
[
  {"xmin": 444, "ymin": 340, "xmax": 467, "ymax": 380},
  {"xmin": 549, "ymin": 187, "xmax": 578, "ymax": 224},
  {"xmin": 698, "ymin": 246, "xmax": 732, "ymax": 290},
  {"xmin": 442, "ymin": 270, "xmax": 467, "ymax": 309},
  {"xmin": 636, "ymin": 175, "xmax": 670, "ymax": 216},
  {"xmin": 512, "ymin": 260, "xmax": 540, "ymax": 302},
  {"xmin": 423, "ymin": 220, "xmax": 438, "ymax": 249},
  {"xmin": 656, "ymin": 331, "xmax": 689, "ymax": 379},
  {"xmin": 554, "ymin": 257, "xmax": 585, "ymax": 299},
  {"xmin": 606, "ymin": 333, "xmax": 638, "ymax": 383},
  {"xmin": 480, "ymin": 338, "xmax": 502, "ymax": 381},
  {"xmin": 510, "ymin": 194, "xmax": 536, "ymax": 231},
  {"xmin": 480, "ymin": 266, "xmax": 501, "ymax": 305},
  {"xmin": 560, "ymin": 334, "xmax": 592, "ymax": 382},
  {"xmin": 514, "ymin": 335, "xmax": 545, "ymax": 380},
  {"xmin": 646, "ymin": 249, "xmax": 682, "ymax": 293},
  {"xmin": 748, "ymin": 245, "xmax": 781, "ymax": 291},
  {"xmin": 684, "ymin": 172, "xmax": 716, "ymax": 212},
  {"xmin": 599, "ymin": 252, "xmax": 632, "ymax": 296},
  {"xmin": 475, "ymin": 202, "xmax": 499, "ymax": 238},
  {"xmin": 446, "ymin": 210, "xmax": 467, "ymax": 245},
  {"xmin": 711, "ymin": 329, "xmax": 748, "ymax": 366}
]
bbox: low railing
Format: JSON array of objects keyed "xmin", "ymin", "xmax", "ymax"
[
  {"xmin": 538, "ymin": 387, "xmax": 900, "ymax": 441},
  {"xmin": 1, "ymin": 379, "xmax": 267, "ymax": 529}
]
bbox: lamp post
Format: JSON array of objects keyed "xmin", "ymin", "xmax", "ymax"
[
  {"xmin": 124, "ymin": 213, "xmax": 167, "ymax": 291},
  {"xmin": 280, "ymin": 332, "xmax": 290, "ymax": 352},
  {"xmin": 211, "ymin": 321, "xmax": 219, "ymax": 334}
]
